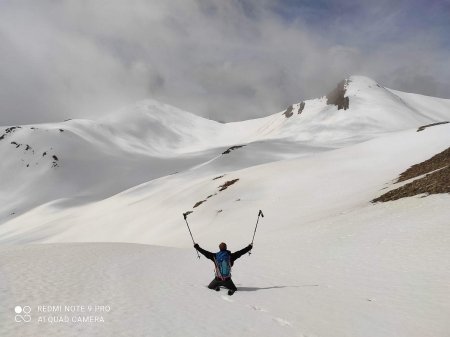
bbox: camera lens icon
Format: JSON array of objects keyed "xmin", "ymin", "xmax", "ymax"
[{"xmin": 14, "ymin": 305, "xmax": 31, "ymax": 323}]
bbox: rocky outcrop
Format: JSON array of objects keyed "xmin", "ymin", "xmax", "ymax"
[
  {"xmin": 372, "ymin": 147, "xmax": 450, "ymax": 202},
  {"xmin": 283, "ymin": 101, "xmax": 306, "ymax": 118},
  {"xmin": 396, "ymin": 147, "xmax": 449, "ymax": 183},
  {"xmin": 222, "ymin": 145, "xmax": 245, "ymax": 155},
  {"xmin": 326, "ymin": 80, "xmax": 349, "ymax": 110},
  {"xmin": 298, "ymin": 101, "xmax": 306, "ymax": 114},
  {"xmin": 417, "ymin": 121, "xmax": 449, "ymax": 132},
  {"xmin": 372, "ymin": 166, "xmax": 449, "ymax": 202},
  {"xmin": 283, "ymin": 105, "xmax": 294, "ymax": 118},
  {"xmin": 218, "ymin": 179, "xmax": 239, "ymax": 191},
  {"xmin": 193, "ymin": 200, "xmax": 206, "ymax": 208}
]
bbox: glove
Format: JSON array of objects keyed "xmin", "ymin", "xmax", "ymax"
[{"xmin": 194, "ymin": 243, "xmax": 199, "ymax": 249}]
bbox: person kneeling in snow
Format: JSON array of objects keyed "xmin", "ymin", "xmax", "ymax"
[{"xmin": 194, "ymin": 242, "xmax": 252, "ymax": 296}]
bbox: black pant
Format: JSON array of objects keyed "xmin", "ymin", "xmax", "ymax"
[{"xmin": 208, "ymin": 277, "xmax": 237, "ymax": 291}]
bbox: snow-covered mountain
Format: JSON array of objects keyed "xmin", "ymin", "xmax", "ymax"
[
  {"xmin": 1, "ymin": 76, "xmax": 449, "ymax": 337},
  {"xmin": 1, "ymin": 76, "xmax": 448, "ymax": 224}
]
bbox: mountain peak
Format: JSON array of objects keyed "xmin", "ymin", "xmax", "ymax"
[
  {"xmin": 324, "ymin": 76, "xmax": 383, "ymax": 111},
  {"xmin": 100, "ymin": 98, "xmax": 210, "ymax": 125},
  {"xmin": 326, "ymin": 79, "xmax": 350, "ymax": 110},
  {"xmin": 347, "ymin": 75, "xmax": 380, "ymax": 87}
]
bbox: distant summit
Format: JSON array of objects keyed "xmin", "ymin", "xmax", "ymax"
[
  {"xmin": 0, "ymin": 75, "xmax": 449, "ymax": 226},
  {"xmin": 326, "ymin": 79, "xmax": 350, "ymax": 110}
]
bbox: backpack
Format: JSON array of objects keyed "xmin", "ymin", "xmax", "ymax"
[{"xmin": 215, "ymin": 250, "xmax": 231, "ymax": 280}]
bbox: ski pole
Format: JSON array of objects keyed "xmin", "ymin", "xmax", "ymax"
[
  {"xmin": 249, "ymin": 210, "xmax": 264, "ymax": 255},
  {"xmin": 183, "ymin": 212, "xmax": 200, "ymax": 259}
]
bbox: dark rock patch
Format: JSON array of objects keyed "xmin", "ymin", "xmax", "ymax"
[
  {"xmin": 42, "ymin": 152, "xmax": 47, "ymax": 157},
  {"xmin": 218, "ymin": 179, "xmax": 239, "ymax": 191},
  {"xmin": 283, "ymin": 105, "xmax": 294, "ymax": 118},
  {"xmin": 25, "ymin": 145, "xmax": 32, "ymax": 151},
  {"xmin": 417, "ymin": 121, "xmax": 449, "ymax": 132},
  {"xmin": 0, "ymin": 134, "xmax": 5, "ymax": 140},
  {"xmin": 59, "ymin": 129, "xmax": 64, "ymax": 132},
  {"xmin": 222, "ymin": 145, "xmax": 245, "ymax": 155},
  {"xmin": 51, "ymin": 155, "xmax": 60, "ymax": 168},
  {"xmin": 213, "ymin": 175, "xmax": 224, "ymax": 180},
  {"xmin": 397, "ymin": 147, "xmax": 449, "ymax": 183},
  {"xmin": 298, "ymin": 101, "xmax": 306, "ymax": 115},
  {"xmin": 372, "ymin": 147, "xmax": 450, "ymax": 202},
  {"xmin": 372, "ymin": 166, "xmax": 449, "ymax": 202},
  {"xmin": 5, "ymin": 126, "xmax": 21, "ymax": 134},
  {"xmin": 10, "ymin": 141, "xmax": 21, "ymax": 148},
  {"xmin": 193, "ymin": 200, "xmax": 207, "ymax": 208},
  {"xmin": 326, "ymin": 79, "xmax": 349, "ymax": 110},
  {"xmin": 284, "ymin": 102, "xmax": 306, "ymax": 117},
  {"xmin": 183, "ymin": 211, "xmax": 193, "ymax": 218}
]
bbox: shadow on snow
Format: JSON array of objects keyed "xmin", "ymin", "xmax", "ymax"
[{"xmin": 237, "ymin": 285, "xmax": 319, "ymax": 292}]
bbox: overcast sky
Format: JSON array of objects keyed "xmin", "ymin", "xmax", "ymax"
[{"xmin": 1, "ymin": 0, "xmax": 449, "ymax": 125}]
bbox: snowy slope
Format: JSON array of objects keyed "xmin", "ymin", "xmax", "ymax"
[
  {"xmin": 2, "ymin": 201, "xmax": 450, "ymax": 337},
  {"xmin": 0, "ymin": 100, "xmax": 241, "ymax": 222},
  {"xmin": 269, "ymin": 76, "xmax": 449, "ymax": 145},
  {"xmin": 1, "ymin": 76, "xmax": 449, "ymax": 225},
  {"xmin": 1, "ymin": 76, "xmax": 450, "ymax": 337},
  {"xmin": 1, "ymin": 122, "xmax": 449, "ymax": 246}
]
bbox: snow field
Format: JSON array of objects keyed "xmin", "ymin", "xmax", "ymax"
[{"xmin": 1, "ymin": 76, "xmax": 450, "ymax": 336}]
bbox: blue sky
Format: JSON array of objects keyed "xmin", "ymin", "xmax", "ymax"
[
  {"xmin": 272, "ymin": 0, "xmax": 450, "ymax": 46},
  {"xmin": 0, "ymin": 0, "xmax": 449, "ymax": 124}
]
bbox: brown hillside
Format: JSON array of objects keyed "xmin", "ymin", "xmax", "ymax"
[{"xmin": 373, "ymin": 147, "xmax": 450, "ymax": 203}]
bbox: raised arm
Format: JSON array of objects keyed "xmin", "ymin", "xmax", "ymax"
[
  {"xmin": 231, "ymin": 244, "xmax": 253, "ymax": 262},
  {"xmin": 194, "ymin": 244, "xmax": 215, "ymax": 261}
]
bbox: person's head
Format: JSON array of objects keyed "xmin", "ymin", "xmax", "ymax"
[{"xmin": 219, "ymin": 242, "xmax": 227, "ymax": 251}]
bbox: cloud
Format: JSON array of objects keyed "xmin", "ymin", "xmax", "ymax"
[{"xmin": 0, "ymin": 0, "xmax": 449, "ymax": 125}]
